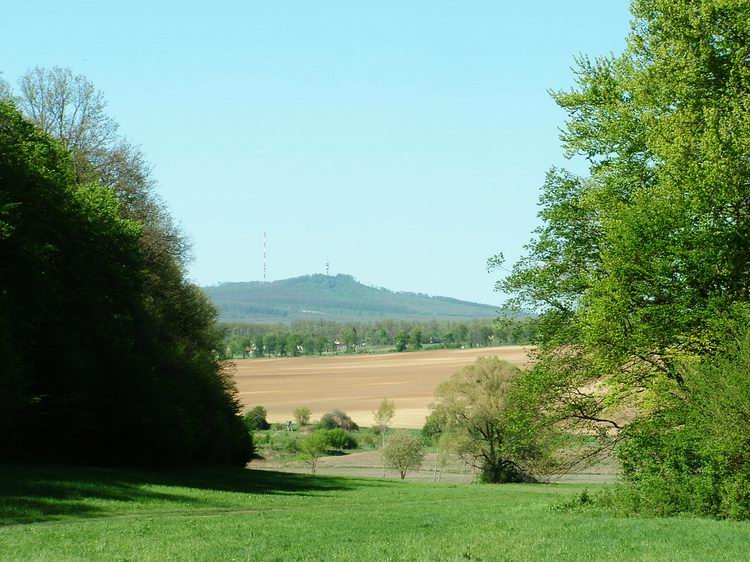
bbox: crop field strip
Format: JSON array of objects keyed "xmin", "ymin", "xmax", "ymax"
[{"xmin": 232, "ymin": 346, "xmax": 533, "ymax": 427}]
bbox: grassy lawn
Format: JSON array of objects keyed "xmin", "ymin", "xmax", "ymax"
[{"xmin": 1, "ymin": 465, "xmax": 749, "ymax": 561}]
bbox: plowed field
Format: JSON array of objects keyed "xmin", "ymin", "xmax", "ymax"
[{"xmin": 232, "ymin": 346, "xmax": 532, "ymax": 428}]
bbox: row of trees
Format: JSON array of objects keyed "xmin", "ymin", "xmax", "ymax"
[
  {"xmin": 221, "ymin": 317, "xmax": 537, "ymax": 358},
  {"xmin": 490, "ymin": 0, "xmax": 750, "ymax": 519},
  {"xmin": 0, "ymin": 69, "xmax": 251, "ymax": 465}
]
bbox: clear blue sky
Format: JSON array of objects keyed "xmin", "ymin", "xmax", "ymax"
[{"xmin": 3, "ymin": 1, "xmax": 631, "ymax": 305}]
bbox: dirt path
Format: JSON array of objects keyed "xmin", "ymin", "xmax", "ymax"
[
  {"xmin": 251, "ymin": 450, "xmax": 619, "ymax": 484},
  {"xmin": 232, "ymin": 346, "xmax": 533, "ymax": 428}
]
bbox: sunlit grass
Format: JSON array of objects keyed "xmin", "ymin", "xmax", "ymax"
[{"xmin": 1, "ymin": 465, "xmax": 748, "ymax": 561}]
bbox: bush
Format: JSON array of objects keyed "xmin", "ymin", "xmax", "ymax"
[
  {"xmin": 321, "ymin": 409, "xmax": 359, "ymax": 431},
  {"xmin": 243, "ymin": 406, "xmax": 271, "ymax": 431},
  {"xmin": 421, "ymin": 409, "xmax": 448, "ymax": 444},
  {"xmin": 270, "ymin": 433, "xmax": 299, "ymax": 454},
  {"xmin": 611, "ymin": 327, "xmax": 750, "ymax": 519},
  {"xmin": 318, "ymin": 413, "xmax": 339, "ymax": 430},
  {"xmin": 326, "ymin": 428, "xmax": 358, "ymax": 450},
  {"xmin": 254, "ymin": 432, "xmax": 270, "ymax": 445},
  {"xmin": 358, "ymin": 430, "xmax": 379, "ymax": 449},
  {"xmin": 294, "ymin": 406, "xmax": 311, "ymax": 426}
]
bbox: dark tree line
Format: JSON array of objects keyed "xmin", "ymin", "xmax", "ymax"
[{"xmin": 0, "ymin": 70, "xmax": 251, "ymax": 466}]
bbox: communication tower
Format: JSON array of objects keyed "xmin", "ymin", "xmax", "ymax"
[{"xmin": 263, "ymin": 232, "xmax": 267, "ymax": 282}]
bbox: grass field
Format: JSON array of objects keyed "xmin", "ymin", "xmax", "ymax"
[
  {"xmin": 233, "ymin": 346, "xmax": 532, "ymax": 428},
  {"xmin": 2, "ymin": 465, "xmax": 749, "ymax": 561}
]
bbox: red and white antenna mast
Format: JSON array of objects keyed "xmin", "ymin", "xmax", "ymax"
[{"xmin": 263, "ymin": 231, "xmax": 267, "ymax": 282}]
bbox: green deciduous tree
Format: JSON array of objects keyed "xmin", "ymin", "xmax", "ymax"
[
  {"xmin": 430, "ymin": 358, "xmax": 553, "ymax": 483},
  {"xmin": 382, "ymin": 432, "xmax": 424, "ymax": 479},
  {"xmin": 495, "ymin": 0, "xmax": 750, "ymax": 515},
  {"xmin": 409, "ymin": 327, "xmax": 423, "ymax": 350},
  {"xmin": 0, "ymin": 100, "xmax": 250, "ymax": 465},
  {"xmin": 294, "ymin": 406, "xmax": 312, "ymax": 426},
  {"xmin": 374, "ymin": 398, "xmax": 397, "ymax": 477},
  {"xmin": 395, "ymin": 330, "xmax": 409, "ymax": 352},
  {"xmin": 299, "ymin": 430, "xmax": 330, "ymax": 474}
]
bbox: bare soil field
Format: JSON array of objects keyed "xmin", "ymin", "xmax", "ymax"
[{"xmin": 232, "ymin": 346, "xmax": 533, "ymax": 428}]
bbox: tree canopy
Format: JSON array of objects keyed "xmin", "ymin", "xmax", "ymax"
[
  {"xmin": 495, "ymin": 0, "xmax": 750, "ymax": 516},
  {"xmin": 429, "ymin": 358, "xmax": 553, "ymax": 483},
  {"xmin": 0, "ymin": 97, "xmax": 250, "ymax": 465}
]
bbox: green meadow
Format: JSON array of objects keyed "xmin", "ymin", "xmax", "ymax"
[{"xmin": 1, "ymin": 466, "xmax": 749, "ymax": 561}]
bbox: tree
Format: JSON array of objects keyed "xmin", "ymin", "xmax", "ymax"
[
  {"xmin": 409, "ymin": 327, "xmax": 423, "ymax": 350},
  {"xmin": 0, "ymin": 101, "xmax": 251, "ymax": 466},
  {"xmin": 395, "ymin": 330, "xmax": 409, "ymax": 352},
  {"xmin": 382, "ymin": 432, "xmax": 424, "ymax": 479},
  {"xmin": 287, "ymin": 333, "xmax": 301, "ymax": 357},
  {"xmin": 456, "ymin": 324, "xmax": 469, "ymax": 345},
  {"xmin": 14, "ymin": 67, "xmax": 188, "ymax": 263},
  {"xmin": 374, "ymin": 398, "xmax": 397, "ymax": 477},
  {"xmin": 299, "ymin": 430, "xmax": 330, "ymax": 474},
  {"xmin": 434, "ymin": 433, "xmax": 458, "ymax": 482},
  {"xmin": 430, "ymin": 357, "xmax": 550, "ymax": 483},
  {"xmin": 494, "ymin": 0, "xmax": 750, "ymax": 514},
  {"xmin": 17, "ymin": 66, "xmax": 118, "ymax": 156},
  {"xmin": 294, "ymin": 406, "xmax": 312, "ymax": 426},
  {"xmin": 0, "ymin": 73, "xmax": 11, "ymax": 100},
  {"xmin": 344, "ymin": 327, "xmax": 358, "ymax": 352},
  {"xmin": 264, "ymin": 334, "xmax": 277, "ymax": 357},
  {"xmin": 253, "ymin": 335, "xmax": 265, "ymax": 358}
]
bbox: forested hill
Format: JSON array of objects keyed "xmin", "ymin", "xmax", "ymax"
[{"xmin": 202, "ymin": 274, "xmax": 501, "ymax": 322}]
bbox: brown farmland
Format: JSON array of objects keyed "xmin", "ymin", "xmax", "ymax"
[{"xmin": 232, "ymin": 346, "xmax": 533, "ymax": 428}]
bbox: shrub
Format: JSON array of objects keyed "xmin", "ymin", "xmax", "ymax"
[
  {"xmin": 243, "ymin": 406, "xmax": 270, "ymax": 431},
  {"xmin": 326, "ymin": 428, "xmax": 358, "ymax": 450},
  {"xmin": 611, "ymin": 326, "xmax": 750, "ymax": 519},
  {"xmin": 421, "ymin": 409, "xmax": 448, "ymax": 444},
  {"xmin": 318, "ymin": 409, "xmax": 359, "ymax": 431},
  {"xmin": 294, "ymin": 406, "xmax": 312, "ymax": 426},
  {"xmin": 271, "ymin": 433, "xmax": 299, "ymax": 455},
  {"xmin": 358, "ymin": 430, "xmax": 379, "ymax": 449},
  {"xmin": 318, "ymin": 413, "xmax": 339, "ymax": 430},
  {"xmin": 254, "ymin": 432, "xmax": 270, "ymax": 445}
]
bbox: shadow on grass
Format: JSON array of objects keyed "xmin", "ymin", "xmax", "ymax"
[{"xmin": 0, "ymin": 464, "xmax": 379, "ymax": 525}]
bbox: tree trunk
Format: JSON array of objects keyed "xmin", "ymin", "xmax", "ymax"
[{"xmin": 382, "ymin": 429, "xmax": 386, "ymax": 478}]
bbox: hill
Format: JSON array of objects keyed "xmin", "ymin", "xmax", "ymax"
[{"xmin": 202, "ymin": 274, "xmax": 501, "ymax": 322}]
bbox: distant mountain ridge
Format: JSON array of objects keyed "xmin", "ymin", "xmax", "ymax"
[{"xmin": 202, "ymin": 274, "xmax": 501, "ymax": 323}]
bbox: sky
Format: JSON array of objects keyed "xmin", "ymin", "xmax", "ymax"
[{"xmin": 2, "ymin": 1, "xmax": 631, "ymax": 306}]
